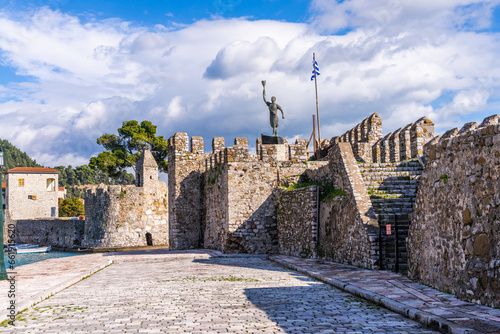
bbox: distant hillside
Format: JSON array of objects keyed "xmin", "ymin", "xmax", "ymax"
[
  {"xmin": 53, "ymin": 165, "xmax": 135, "ymax": 187},
  {"xmin": 0, "ymin": 139, "xmax": 41, "ymax": 170},
  {"xmin": 0, "ymin": 139, "xmax": 134, "ymax": 198}
]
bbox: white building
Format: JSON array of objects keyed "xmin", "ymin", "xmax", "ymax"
[{"xmin": 4, "ymin": 167, "xmax": 61, "ymax": 220}]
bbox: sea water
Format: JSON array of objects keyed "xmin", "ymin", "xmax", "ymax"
[{"xmin": 4, "ymin": 251, "xmax": 85, "ymax": 268}]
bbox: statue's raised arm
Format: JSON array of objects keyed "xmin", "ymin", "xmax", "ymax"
[{"xmin": 262, "ymin": 80, "xmax": 268, "ymax": 104}]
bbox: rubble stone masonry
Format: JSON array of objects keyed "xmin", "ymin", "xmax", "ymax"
[
  {"xmin": 408, "ymin": 114, "xmax": 500, "ymax": 307},
  {"xmin": 201, "ymin": 136, "xmax": 322, "ymax": 254},
  {"xmin": 316, "ymin": 143, "xmax": 379, "ymax": 269},
  {"xmin": 277, "ymin": 185, "xmax": 318, "ymax": 258},
  {"xmin": 12, "ymin": 218, "xmax": 84, "ymax": 248},
  {"xmin": 84, "ymin": 150, "xmax": 169, "ymax": 248},
  {"xmin": 168, "ymin": 133, "xmax": 209, "ymax": 249}
]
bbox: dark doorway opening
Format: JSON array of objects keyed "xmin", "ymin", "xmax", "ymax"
[{"xmin": 146, "ymin": 232, "xmax": 153, "ymax": 246}]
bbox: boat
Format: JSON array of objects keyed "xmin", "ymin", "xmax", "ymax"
[{"xmin": 6, "ymin": 244, "xmax": 51, "ymax": 254}]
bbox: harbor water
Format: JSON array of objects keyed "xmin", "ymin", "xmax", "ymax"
[{"xmin": 4, "ymin": 251, "xmax": 85, "ymax": 268}]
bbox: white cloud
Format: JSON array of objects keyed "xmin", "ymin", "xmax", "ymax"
[{"xmin": 0, "ymin": 3, "xmax": 500, "ymax": 166}]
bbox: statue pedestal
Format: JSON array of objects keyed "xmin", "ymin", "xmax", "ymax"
[
  {"xmin": 261, "ymin": 134, "xmax": 284, "ymax": 145},
  {"xmin": 259, "ymin": 135, "xmax": 287, "ymax": 162}
]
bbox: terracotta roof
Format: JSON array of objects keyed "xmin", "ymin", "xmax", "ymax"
[
  {"xmin": 5, "ymin": 167, "xmax": 61, "ymax": 174},
  {"xmin": 58, "ymin": 187, "xmax": 65, "ymax": 191}
]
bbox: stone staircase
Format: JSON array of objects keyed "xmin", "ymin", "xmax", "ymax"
[{"xmin": 358, "ymin": 161, "xmax": 423, "ymax": 273}]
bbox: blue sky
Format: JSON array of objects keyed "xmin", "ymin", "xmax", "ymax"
[
  {"xmin": 3, "ymin": 0, "xmax": 312, "ymax": 26},
  {"xmin": 0, "ymin": 0, "xmax": 500, "ymax": 166}
]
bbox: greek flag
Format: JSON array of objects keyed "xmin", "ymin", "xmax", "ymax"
[{"xmin": 311, "ymin": 60, "xmax": 320, "ymax": 81}]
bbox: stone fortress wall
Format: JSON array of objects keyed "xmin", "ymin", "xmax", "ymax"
[
  {"xmin": 10, "ymin": 109, "xmax": 499, "ymax": 307},
  {"xmin": 8, "ymin": 149, "xmax": 169, "ymax": 249},
  {"xmin": 167, "ymin": 132, "xmax": 327, "ymax": 253},
  {"xmin": 408, "ymin": 114, "xmax": 500, "ymax": 307},
  {"xmin": 83, "ymin": 149, "xmax": 169, "ymax": 248},
  {"xmin": 14, "ymin": 218, "xmax": 85, "ymax": 248},
  {"xmin": 277, "ymin": 114, "xmax": 436, "ymax": 270}
]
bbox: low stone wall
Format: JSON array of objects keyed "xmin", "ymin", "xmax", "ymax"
[
  {"xmin": 13, "ymin": 219, "xmax": 84, "ymax": 248},
  {"xmin": 277, "ymin": 186, "xmax": 318, "ymax": 258},
  {"xmin": 408, "ymin": 115, "xmax": 500, "ymax": 307},
  {"xmin": 316, "ymin": 143, "xmax": 379, "ymax": 269}
]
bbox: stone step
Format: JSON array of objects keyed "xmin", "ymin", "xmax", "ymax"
[
  {"xmin": 370, "ymin": 198, "xmax": 414, "ymax": 204},
  {"xmin": 365, "ymin": 183, "xmax": 418, "ymax": 193},
  {"xmin": 373, "ymin": 206, "xmax": 414, "ymax": 213},
  {"xmin": 364, "ymin": 178, "xmax": 420, "ymax": 184},
  {"xmin": 376, "ymin": 213, "xmax": 413, "ymax": 220},
  {"xmin": 368, "ymin": 187, "xmax": 418, "ymax": 192},
  {"xmin": 359, "ymin": 168, "xmax": 423, "ymax": 174},
  {"xmin": 373, "ymin": 207, "xmax": 414, "ymax": 214},
  {"xmin": 373, "ymin": 202, "xmax": 414, "ymax": 209},
  {"xmin": 369, "ymin": 194, "xmax": 417, "ymax": 201},
  {"xmin": 362, "ymin": 175, "xmax": 421, "ymax": 182},
  {"xmin": 359, "ymin": 167, "xmax": 423, "ymax": 173},
  {"xmin": 378, "ymin": 217, "xmax": 411, "ymax": 223},
  {"xmin": 358, "ymin": 161, "xmax": 421, "ymax": 168}
]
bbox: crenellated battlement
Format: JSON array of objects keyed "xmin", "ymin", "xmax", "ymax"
[
  {"xmin": 166, "ymin": 134, "xmax": 310, "ymax": 173},
  {"xmin": 333, "ymin": 113, "xmax": 435, "ymax": 163},
  {"xmin": 335, "ymin": 113, "xmax": 383, "ymax": 162},
  {"xmin": 424, "ymin": 114, "xmax": 500, "ymax": 161}
]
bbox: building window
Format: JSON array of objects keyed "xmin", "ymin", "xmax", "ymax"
[
  {"xmin": 46, "ymin": 178, "xmax": 55, "ymax": 192},
  {"xmin": 18, "ymin": 178, "xmax": 25, "ymax": 187}
]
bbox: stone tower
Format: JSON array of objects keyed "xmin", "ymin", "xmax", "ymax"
[{"xmin": 136, "ymin": 149, "xmax": 158, "ymax": 188}]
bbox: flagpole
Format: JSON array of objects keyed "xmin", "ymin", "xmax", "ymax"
[{"xmin": 313, "ymin": 53, "xmax": 321, "ymax": 154}]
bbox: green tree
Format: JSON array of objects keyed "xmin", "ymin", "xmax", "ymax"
[
  {"xmin": 59, "ymin": 197, "xmax": 85, "ymax": 217},
  {"xmin": 89, "ymin": 120, "xmax": 168, "ymax": 178},
  {"xmin": 0, "ymin": 139, "xmax": 41, "ymax": 170}
]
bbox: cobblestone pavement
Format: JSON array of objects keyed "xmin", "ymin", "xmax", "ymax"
[
  {"xmin": 0, "ymin": 253, "xmax": 111, "ymax": 321},
  {"xmin": 270, "ymin": 255, "xmax": 500, "ymax": 334},
  {"xmin": 3, "ymin": 254, "xmax": 439, "ymax": 333}
]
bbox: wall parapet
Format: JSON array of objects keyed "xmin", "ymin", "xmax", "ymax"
[
  {"xmin": 424, "ymin": 114, "xmax": 500, "ymax": 161},
  {"xmin": 336, "ymin": 113, "xmax": 382, "ymax": 163},
  {"xmin": 334, "ymin": 114, "xmax": 434, "ymax": 163},
  {"xmin": 409, "ymin": 114, "xmax": 500, "ymax": 308}
]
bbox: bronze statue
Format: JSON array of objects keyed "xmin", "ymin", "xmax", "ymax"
[{"xmin": 262, "ymin": 80, "xmax": 284, "ymax": 136}]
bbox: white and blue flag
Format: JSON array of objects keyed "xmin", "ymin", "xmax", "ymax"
[{"xmin": 311, "ymin": 60, "xmax": 320, "ymax": 81}]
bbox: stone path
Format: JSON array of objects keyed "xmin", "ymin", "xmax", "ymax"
[
  {"xmin": 1, "ymin": 251, "xmax": 439, "ymax": 333},
  {"xmin": 0, "ymin": 253, "xmax": 112, "ymax": 324},
  {"xmin": 269, "ymin": 255, "xmax": 500, "ymax": 334}
]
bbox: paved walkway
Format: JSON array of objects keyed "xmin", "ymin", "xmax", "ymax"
[
  {"xmin": 0, "ymin": 253, "xmax": 112, "ymax": 324},
  {"xmin": 269, "ymin": 255, "xmax": 500, "ymax": 334},
  {"xmin": 1, "ymin": 250, "xmax": 440, "ymax": 333}
]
